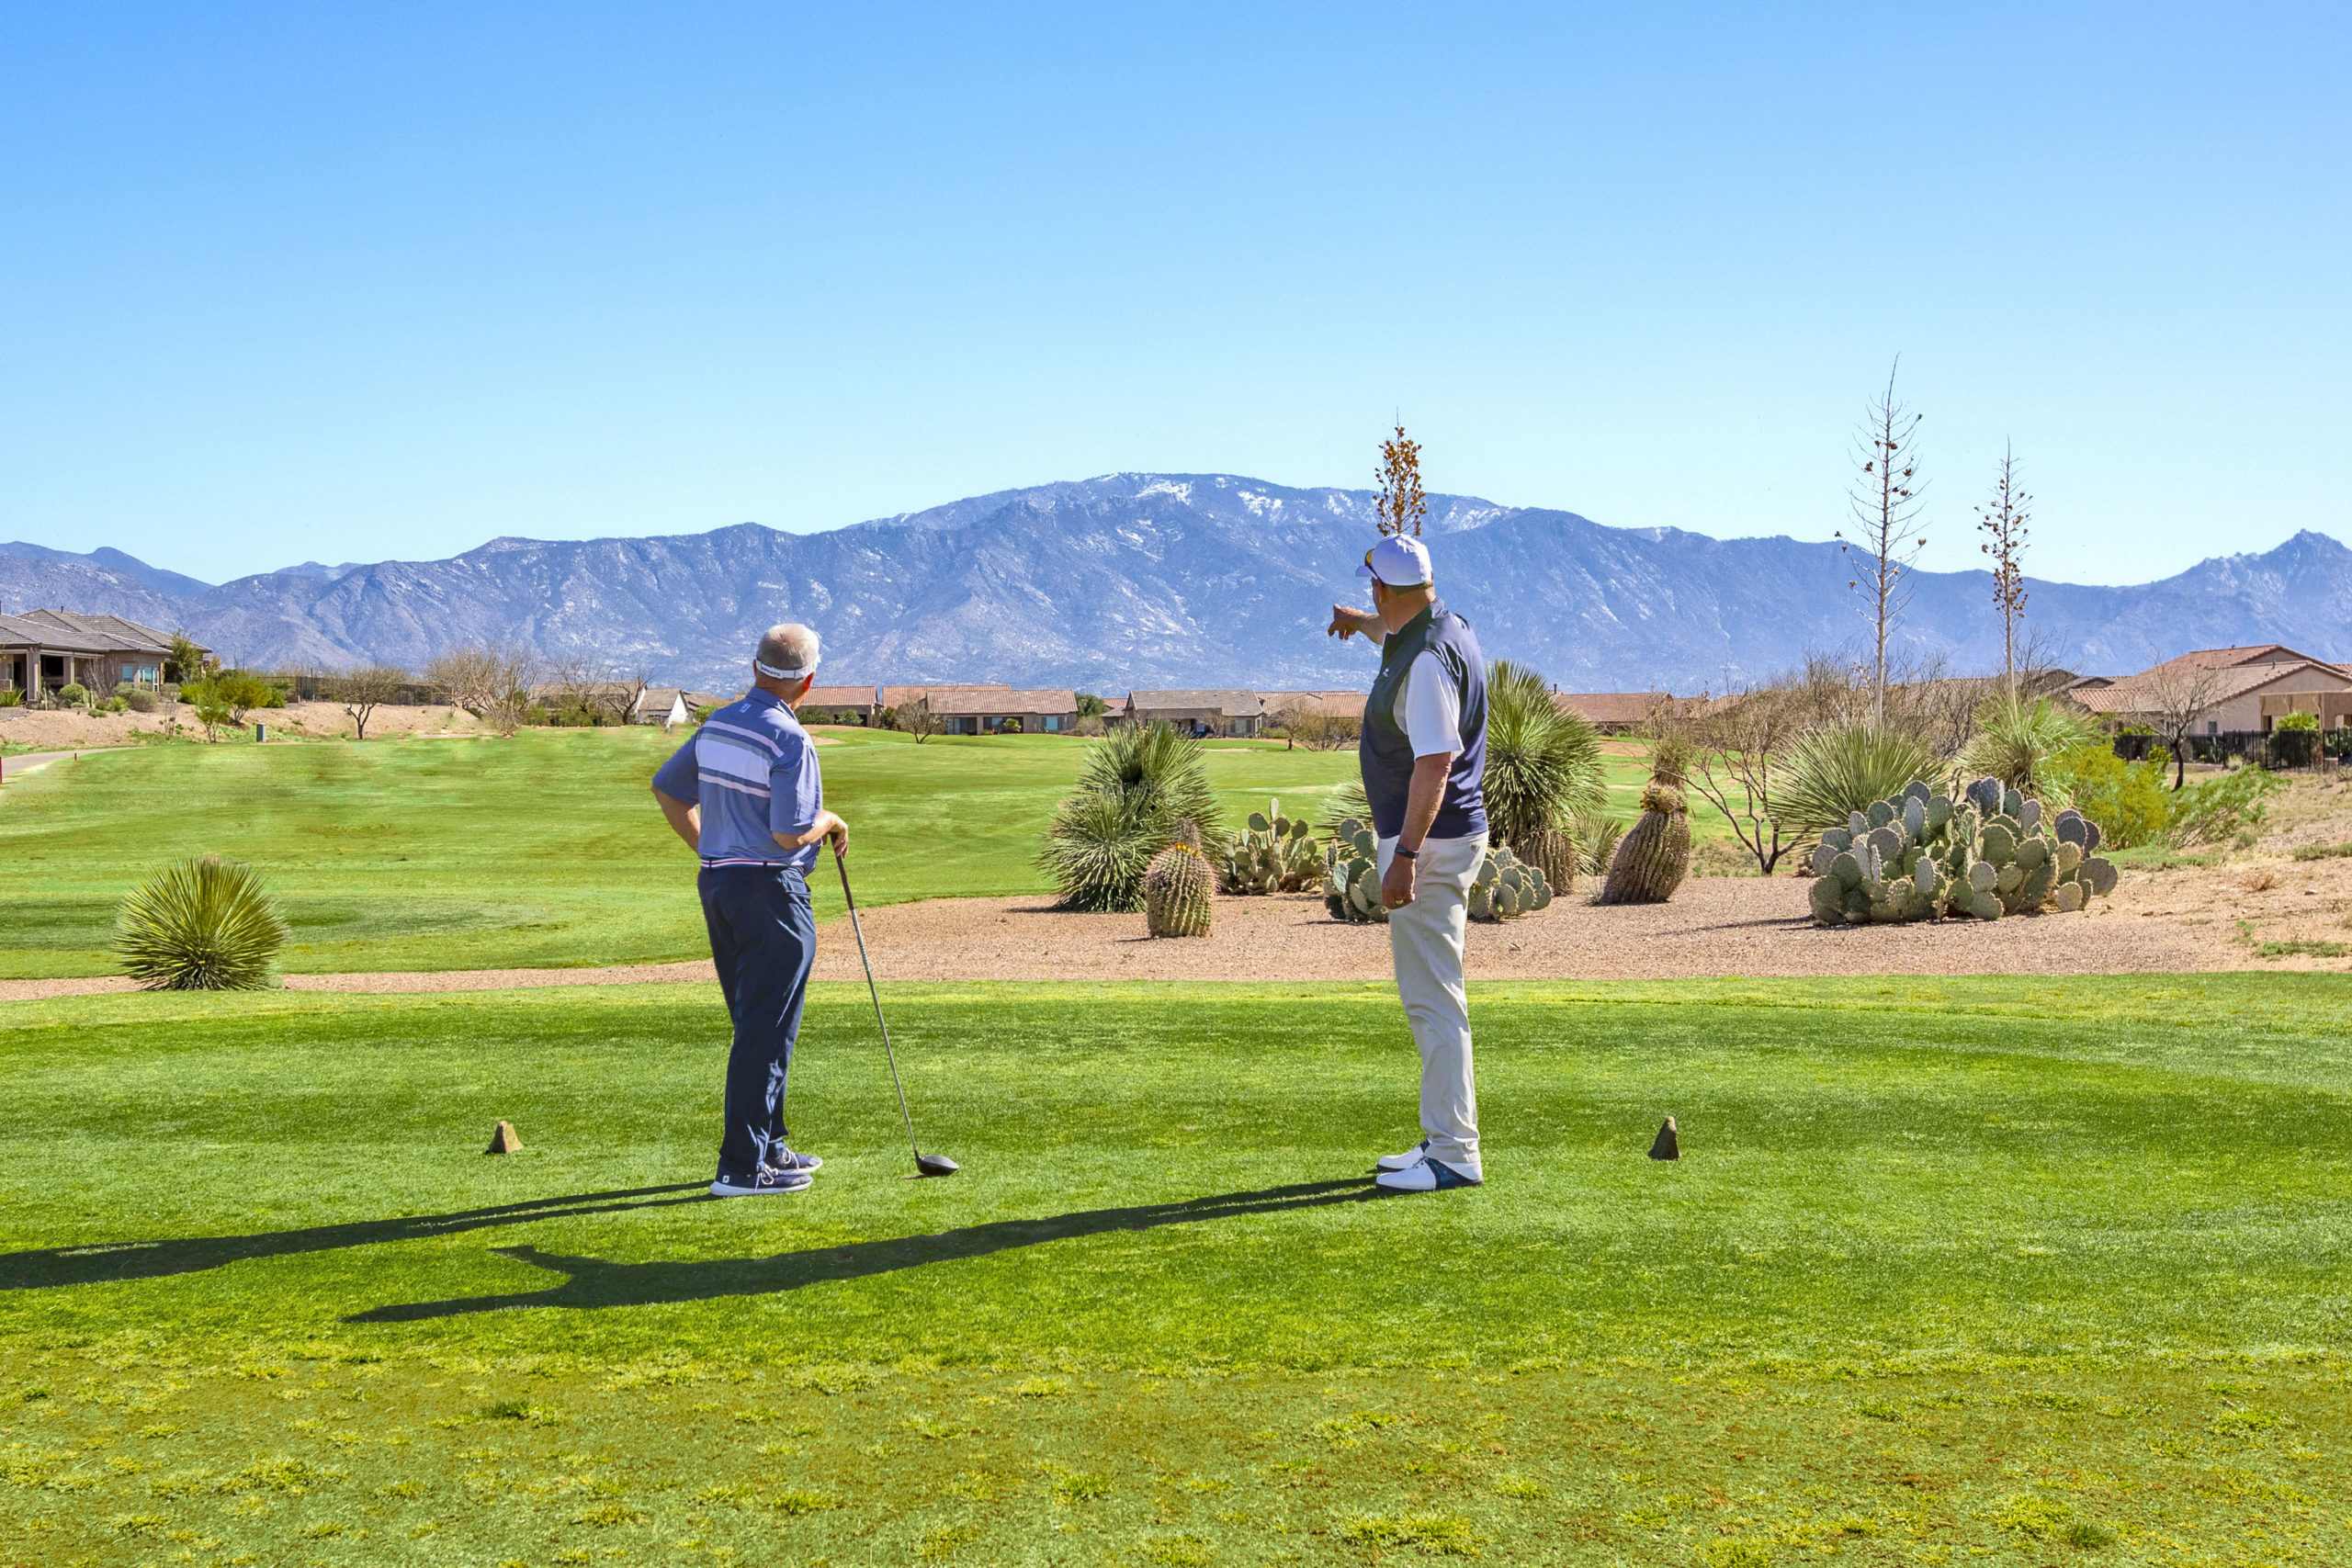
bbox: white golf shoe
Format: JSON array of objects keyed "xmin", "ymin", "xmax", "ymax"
[
  {"xmin": 1374, "ymin": 1159, "xmax": 1483, "ymax": 1193},
  {"xmin": 1376, "ymin": 1139, "xmax": 1431, "ymax": 1172}
]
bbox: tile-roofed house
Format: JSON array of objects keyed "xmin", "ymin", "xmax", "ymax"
[
  {"xmin": 1123, "ymin": 690, "xmax": 1265, "ymax": 738},
  {"xmin": 1550, "ymin": 692, "xmax": 1690, "ymax": 733},
  {"xmin": 1, "ymin": 609, "xmax": 192, "ymax": 698},
  {"xmin": 2075, "ymin": 649, "xmax": 2352, "ymax": 736},
  {"xmin": 797, "ymin": 683, "xmax": 883, "ymax": 724},
  {"xmin": 1257, "ymin": 690, "xmax": 1367, "ymax": 721},
  {"xmin": 879, "ymin": 682, "xmax": 1009, "ymax": 712},
  {"xmin": 921, "ymin": 687, "xmax": 1080, "ymax": 735}
]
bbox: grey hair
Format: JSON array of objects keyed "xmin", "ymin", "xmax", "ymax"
[{"xmin": 754, "ymin": 623, "xmax": 820, "ymax": 677}]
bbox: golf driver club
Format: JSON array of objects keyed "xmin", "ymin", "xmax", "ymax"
[{"xmin": 834, "ymin": 845, "xmax": 958, "ymax": 1178}]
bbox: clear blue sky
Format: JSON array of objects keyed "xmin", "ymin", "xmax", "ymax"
[{"xmin": 3, "ymin": 4, "xmax": 2345, "ymax": 586}]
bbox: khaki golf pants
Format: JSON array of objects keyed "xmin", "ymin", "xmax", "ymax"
[{"xmin": 1376, "ymin": 832, "xmax": 1487, "ymax": 1175}]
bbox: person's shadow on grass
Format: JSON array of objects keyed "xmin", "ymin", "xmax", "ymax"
[
  {"xmin": 347, "ymin": 1179, "xmax": 1380, "ymax": 1322},
  {"xmin": 0, "ymin": 1184, "xmax": 713, "ymax": 1291}
]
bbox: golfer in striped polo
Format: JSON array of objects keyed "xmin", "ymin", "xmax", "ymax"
[
  {"xmin": 1327, "ymin": 535, "xmax": 1491, "ymax": 1193},
  {"xmin": 651, "ymin": 623, "xmax": 848, "ymax": 1198}
]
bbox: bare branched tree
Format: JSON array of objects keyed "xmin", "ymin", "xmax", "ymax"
[
  {"xmin": 2136, "ymin": 662, "xmax": 2230, "ymax": 789},
  {"xmin": 1975, "ymin": 441, "xmax": 2031, "ymax": 690},
  {"xmin": 1836, "ymin": 362, "xmax": 1928, "ymax": 728},
  {"xmin": 424, "ymin": 646, "xmax": 508, "ymax": 714},
  {"xmin": 1685, "ymin": 686, "xmax": 1805, "ymax": 874},
  {"xmin": 1374, "ymin": 423, "xmax": 1427, "ymax": 538},
  {"xmin": 332, "ymin": 664, "xmax": 410, "ymax": 741}
]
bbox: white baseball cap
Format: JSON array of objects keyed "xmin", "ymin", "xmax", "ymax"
[{"xmin": 1356, "ymin": 535, "xmax": 1432, "ymax": 587}]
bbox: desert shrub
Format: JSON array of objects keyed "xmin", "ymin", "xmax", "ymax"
[
  {"xmin": 1955, "ymin": 692, "xmax": 2093, "ymax": 800},
  {"xmin": 2042, "ymin": 741, "xmax": 2170, "ymax": 849},
  {"xmin": 1570, "ymin": 803, "xmax": 1625, "ymax": 875},
  {"xmin": 116, "ymin": 684, "xmax": 159, "ymax": 713},
  {"xmin": 2167, "ymin": 767, "xmax": 2282, "ymax": 848},
  {"xmin": 1775, "ymin": 725, "xmax": 1935, "ymax": 838},
  {"xmin": 1481, "ymin": 660, "xmax": 1606, "ymax": 847},
  {"xmin": 996, "ymin": 716, "xmax": 1023, "ymax": 735},
  {"xmin": 58, "ymin": 682, "xmax": 89, "ymax": 707},
  {"xmin": 115, "ymin": 856, "xmax": 289, "ymax": 991},
  {"xmin": 2277, "ymin": 710, "xmax": 2320, "ymax": 731},
  {"xmin": 1039, "ymin": 722, "xmax": 1221, "ymax": 911},
  {"xmin": 0, "ymin": 688, "xmax": 20, "ymax": 707}
]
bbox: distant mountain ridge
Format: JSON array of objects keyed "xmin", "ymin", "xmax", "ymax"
[{"xmin": 5, "ymin": 475, "xmax": 2348, "ymax": 691}]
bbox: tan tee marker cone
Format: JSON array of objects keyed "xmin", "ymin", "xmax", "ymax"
[
  {"xmin": 486, "ymin": 1120, "xmax": 523, "ymax": 1154},
  {"xmin": 1648, "ymin": 1116, "xmax": 1679, "ymax": 1160}
]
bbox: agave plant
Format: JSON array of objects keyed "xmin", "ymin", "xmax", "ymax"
[
  {"xmin": 1482, "ymin": 660, "xmax": 1608, "ymax": 847},
  {"xmin": 115, "ymin": 856, "xmax": 290, "ymax": 991},
  {"xmin": 1040, "ymin": 722, "xmax": 1222, "ymax": 911},
  {"xmin": 1775, "ymin": 725, "xmax": 1937, "ymax": 839},
  {"xmin": 1956, "ymin": 692, "xmax": 2094, "ymax": 803}
]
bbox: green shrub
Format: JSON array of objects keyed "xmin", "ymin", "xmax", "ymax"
[
  {"xmin": 0, "ymin": 688, "xmax": 20, "ymax": 707},
  {"xmin": 2168, "ymin": 767, "xmax": 2282, "ymax": 848},
  {"xmin": 1776, "ymin": 725, "xmax": 1935, "ymax": 838},
  {"xmin": 114, "ymin": 856, "xmax": 290, "ymax": 991},
  {"xmin": 2277, "ymin": 710, "xmax": 2321, "ymax": 732},
  {"xmin": 2043, "ymin": 741, "xmax": 2170, "ymax": 849},
  {"xmin": 58, "ymin": 682, "xmax": 89, "ymax": 706},
  {"xmin": 1481, "ymin": 659, "xmax": 1606, "ymax": 846}
]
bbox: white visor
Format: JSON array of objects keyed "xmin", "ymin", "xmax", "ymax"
[{"xmin": 753, "ymin": 657, "xmax": 818, "ymax": 681}]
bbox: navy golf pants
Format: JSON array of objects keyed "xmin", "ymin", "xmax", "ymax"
[{"xmin": 697, "ymin": 863, "xmax": 816, "ymax": 1176}]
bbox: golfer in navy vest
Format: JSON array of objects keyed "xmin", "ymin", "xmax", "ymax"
[
  {"xmin": 651, "ymin": 623, "xmax": 849, "ymax": 1198},
  {"xmin": 1328, "ymin": 536, "xmax": 1491, "ymax": 1192}
]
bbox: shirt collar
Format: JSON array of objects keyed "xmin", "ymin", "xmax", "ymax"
[{"xmin": 742, "ymin": 687, "xmax": 786, "ymax": 714}]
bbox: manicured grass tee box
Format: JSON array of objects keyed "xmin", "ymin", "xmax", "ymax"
[{"xmin": 3, "ymin": 976, "xmax": 2347, "ymax": 1562}]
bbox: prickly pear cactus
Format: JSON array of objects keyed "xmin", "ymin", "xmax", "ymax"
[
  {"xmin": 1322, "ymin": 816, "xmax": 1387, "ymax": 924},
  {"xmin": 1144, "ymin": 820, "xmax": 1214, "ymax": 937},
  {"xmin": 1808, "ymin": 777, "xmax": 2120, "ymax": 926},
  {"xmin": 1469, "ymin": 844, "xmax": 1553, "ymax": 922},
  {"xmin": 1596, "ymin": 778, "xmax": 1691, "ymax": 906},
  {"xmin": 1218, "ymin": 797, "xmax": 1322, "ymax": 894}
]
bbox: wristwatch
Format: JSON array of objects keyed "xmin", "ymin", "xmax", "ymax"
[{"xmin": 1394, "ymin": 845, "xmax": 1419, "ymax": 860}]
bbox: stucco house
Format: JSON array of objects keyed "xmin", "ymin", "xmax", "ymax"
[
  {"xmin": 1, "ymin": 609, "xmax": 190, "ymax": 698},
  {"xmin": 922, "ymin": 687, "xmax": 1081, "ymax": 735},
  {"xmin": 2074, "ymin": 646, "xmax": 2352, "ymax": 736},
  {"xmin": 1123, "ymin": 690, "xmax": 1264, "ymax": 738}
]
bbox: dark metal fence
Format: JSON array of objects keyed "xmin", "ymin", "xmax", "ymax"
[{"xmin": 2114, "ymin": 729, "xmax": 2346, "ymax": 770}]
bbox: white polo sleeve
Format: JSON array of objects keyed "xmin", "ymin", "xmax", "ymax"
[{"xmin": 1391, "ymin": 650, "xmax": 1462, "ymax": 758}]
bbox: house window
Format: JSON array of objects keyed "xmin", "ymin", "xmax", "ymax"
[
  {"xmin": 1041, "ymin": 715, "xmax": 1061, "ymax": 732},
  {"xmin": 2207, "ymin": 721, "xmax": 2219, "ymax": 735}
]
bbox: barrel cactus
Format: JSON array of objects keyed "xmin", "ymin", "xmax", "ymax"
[
  {"xmin": 1144, "ymin": 820, "xmax": 1215, "ymax": 937},
  {"xmin": 1218, "ymin": 798, "xmax": 1322, "ymax": 894},
  {"xmin": 1322, "ymin": 816, "xmax": 1387, "ymax": 924},
  {"xmin": 1469, "ymin": 844, "xmax": 1553, "ymax": 922},
  {"xmin": 1808, "ymin": 777, "xmax": 2119, "ymax": 926},
  {"xmin": 1511, "ymin": 827, "xmax": 1577, "ymax": 895},
  {"xmin": 1596, "ymin": 777, "xmax": 1691, "ymax": 905}
]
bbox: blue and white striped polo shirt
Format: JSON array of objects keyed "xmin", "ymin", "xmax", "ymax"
[{"xmin": 651, "ymin": 689, "xmax": 825, "ymax": 875}]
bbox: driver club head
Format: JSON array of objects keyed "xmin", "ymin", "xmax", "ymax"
[{"xmin": 914, "ymin": 1153, "xmax": 959, "ymax": 1179}]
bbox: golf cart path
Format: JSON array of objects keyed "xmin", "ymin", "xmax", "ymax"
[
  {"xmin": 12, "ymin": 869, "xmax": 2333, "ymax": 1002},
  {"xmin": 0, "ymin": 747, "xmax": 135, "ymax": 784}
]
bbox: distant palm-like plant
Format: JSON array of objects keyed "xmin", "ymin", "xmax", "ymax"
[
  {"xmin": 1776, "ymin": 725, "xmax": 1936, "ymax": 838},
  {"xmin": 1956, "ymin": 692, "xmax": 2094, "ymax": 802},
  {"xmin": 1039, "ymin": 722, "xmax": 1223, "ymax": 911},
  {"xmin": 115, "ymin": 856, "xmax": 289, "ymax": 991},
  {"xmin": 1481, "ymin": 660, "xmax": 1607, "ymax": 848}
]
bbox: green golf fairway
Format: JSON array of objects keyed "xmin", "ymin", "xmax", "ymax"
[
  {"xmin": 4, "ymin": 976, "xmax": 2346, "ymax": 1562},
  {"xmin": 0, "ymin": 727, "xmax": 1755, "ymax": 981}
]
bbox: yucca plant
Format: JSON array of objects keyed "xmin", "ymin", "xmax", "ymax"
[
  {"xmin": 1956, "ymin": 692, "xmax": 2094, "ymax": 803},
  {"xmin": 1775, "ymin": 724, "xmax": 1936, "ymax": 839},
  {"xmin": 115, "ymin": 856, "xmax": 290, "ymax": 990},
  {"xmin": 1075, "ymin": 721, "xmax": 1224, "ymax": 849},
  {"xmin": 1039, "ymin": 722, "xmax": 1223, "ymax": 911},
  {"xmin": 1482, "ymin": 660, "xmax": 1607, "ymax": 844}
]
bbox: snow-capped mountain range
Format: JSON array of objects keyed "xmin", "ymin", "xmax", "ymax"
[{"xmin": 5, "ymin": 473, "xmax": 2348, "ymax": 691}]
